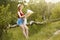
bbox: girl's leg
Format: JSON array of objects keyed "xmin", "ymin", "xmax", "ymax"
[
  {"xmin": 20, "ymin": 25, "xmax": 27, "ymax": 38},
  {"xmin": 24, "ymin": 18, "xmax": 29, "ymax": 38},
  {"xmin": 24, "ymin": 25, "xmax": 29, "ymax": 38}
]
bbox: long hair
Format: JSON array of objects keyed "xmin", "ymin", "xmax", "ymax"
[
  {"xmin": 18, "ymin": 3, "xmax": 24, "ymax": 11},
  {"xmin": 18, "ymin": 6, "xmax": 21, "ymax": 11}
]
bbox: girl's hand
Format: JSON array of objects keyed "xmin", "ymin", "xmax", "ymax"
[{"xmin": 21, "ymin": 15, "xmax": 25, "ymax": 18}]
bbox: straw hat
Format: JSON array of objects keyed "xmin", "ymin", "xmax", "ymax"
[{"xmin": 17, "ymin": 4, "xmax": 21, "ymax": 7}]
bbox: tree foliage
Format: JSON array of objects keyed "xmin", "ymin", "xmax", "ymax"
[
  {"xmin": 51, "ymin": 3, "xmax": 60, "ymax": 19},
  {"xmin": 0, "ymin": 0, "xmax": 60, "ymax": 40}
]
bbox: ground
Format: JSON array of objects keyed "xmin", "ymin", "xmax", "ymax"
[{"xmin": 2, "ymin": 21, "xmax": 60, "ymax": 40}]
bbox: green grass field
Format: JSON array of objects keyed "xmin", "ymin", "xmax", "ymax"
[{"xmin": 2, "ymin": 21, "xmax": 60, "ymax": 40}]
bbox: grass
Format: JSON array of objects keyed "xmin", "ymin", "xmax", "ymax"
[{"xmin": 2, "ymin": 21, "xmax": 60, "ymax": 40}]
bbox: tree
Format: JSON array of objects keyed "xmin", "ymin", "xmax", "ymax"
[{"xmin": 51, "ymin": 2, "xmax": 60, "ymax": 19}]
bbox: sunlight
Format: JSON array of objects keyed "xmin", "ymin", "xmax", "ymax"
[
  {"xmin": 45, "ymin": 0, "xmax": 60, "ymax": 3},
  {"xmin": 24, "ymin": 0, "xmax": 30, "ymax": 3}
]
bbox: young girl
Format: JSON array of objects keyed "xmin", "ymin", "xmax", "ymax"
[{"xmin": 17, "ymin": 4, "xmax": 29, "ymax": 39}]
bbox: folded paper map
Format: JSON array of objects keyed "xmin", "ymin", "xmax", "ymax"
[{"xmin": 25, "ymin": 9, "xmax": 34, "ymax": 18}]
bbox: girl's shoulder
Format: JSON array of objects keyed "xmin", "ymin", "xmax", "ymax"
[{"xmin": 18, "ymin": 11, "xmax": 20, "ymax": 13}]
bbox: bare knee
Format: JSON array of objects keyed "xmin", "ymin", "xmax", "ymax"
[{"xmin": 25, "ymin": 26, "xmax": 29, "ymax": 30}]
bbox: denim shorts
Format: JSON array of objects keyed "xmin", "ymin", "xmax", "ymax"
[{"xmin": 17, "ymin": 18, "xmax": 24, "ymax": 26}]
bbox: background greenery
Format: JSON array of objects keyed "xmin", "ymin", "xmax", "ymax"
[{"xmin": 0, "ymin": 0, "xmax": 60, "ymax": 40}]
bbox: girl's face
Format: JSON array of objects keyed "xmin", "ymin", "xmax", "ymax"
[{"xmin": 19, "ymin": 5, "xmax": 24, "ymax": 10}]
